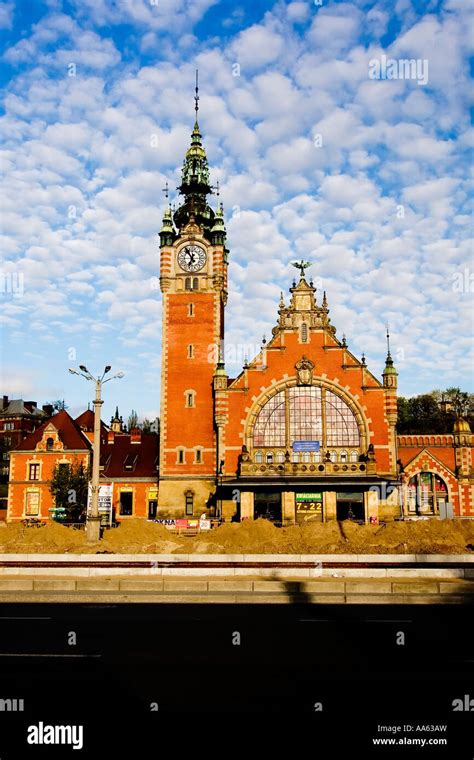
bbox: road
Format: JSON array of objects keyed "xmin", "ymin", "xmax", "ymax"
[{"xmin": 0, "ymin": 603, "xmax": 472, "ymax": 756}]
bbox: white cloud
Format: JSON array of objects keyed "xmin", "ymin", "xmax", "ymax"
[{"xmin": 0, "ymin": 1, "xmax": 13, "ymax": 30}]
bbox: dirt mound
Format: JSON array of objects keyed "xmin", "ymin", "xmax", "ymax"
[
  {"xmin": 184, "ymin": 518, "xmax": 474, "ymax": 555},
  {"xmin": 191, "ymin": 519, "xmax": 282, "ymax": 553},
  {"xmin": 0, "ymin": 522, "xmax": 89, "ymax": 553},
  {"xmin": 0, "ymin": 517, "xmax": 472, "ymax": 555},
  {"xmin": 100, "ymin": 519, "xmax": 184, "ymax": 553}
]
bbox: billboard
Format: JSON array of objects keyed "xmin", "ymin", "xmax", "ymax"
[
  {"xmin": 87, "ymin": 484, "xmax": 113, "ymax": 525},
  {"xmin": 296, "ymin": 492, "xmax": 323, "ymax": 523}
]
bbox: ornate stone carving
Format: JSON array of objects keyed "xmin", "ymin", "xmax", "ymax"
[{"xmin": 295, "ymin": 355, "xmax": 315, "ymax": 385}]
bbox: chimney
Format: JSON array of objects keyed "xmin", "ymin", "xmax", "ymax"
[
  {"xmin": 130, "ymin": 427, "xmax": 142, "ymax": 444},
  {"xmin": 107, "ymin": 430, "xmax": 115, "ymax": 444},
  {"xmin": 2, "ymin": 396, "xmax": 8, "ymax": 411},
  {"xmin": 42, "ymin": 404, "xmax": 53, "ymax": 417}
]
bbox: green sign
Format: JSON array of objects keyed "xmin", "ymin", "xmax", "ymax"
[{"xmin": 296, "ymin": 492, "xmax": 322, "ymax": 501}]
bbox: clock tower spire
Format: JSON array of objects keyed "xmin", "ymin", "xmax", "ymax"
[{"xmin": 158, "ymin": 73, "xmax": 228, "ymax": 518}]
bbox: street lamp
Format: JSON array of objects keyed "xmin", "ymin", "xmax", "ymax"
[{"xmin": 69, "ymin": 365, "xmax": 124, "ymax": 543}]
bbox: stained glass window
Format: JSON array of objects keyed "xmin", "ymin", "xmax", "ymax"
[
  {"xmin": 252, "ymin": 386, "xmax": 360, "ymax": 450},
  {"xmin": 253, "ymin": 391, "xmax": 286, "ymax": 447},
  {"xmin": 289, "ymin": 387, "xmax": 322, "ymax": 442},
  {"xmin": 325, "ymin": 392, "xmax": 359, "ymax": 446}
]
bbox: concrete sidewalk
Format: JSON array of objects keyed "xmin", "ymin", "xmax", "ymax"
[{"xmin": 0, "ymin": 574, "xmax": 472, "ymax": 603}]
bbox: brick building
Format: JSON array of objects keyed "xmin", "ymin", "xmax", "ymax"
[
  {"xmin": 7, "ymin": 409, "xmax": 158, "ymax": 522},
  {"xmin": 0, "ymin": 397, "xmax": 53, "ymax": 504},
  {"xmin": 157, "ymin": 107, "xmax": 474, "ymax": 523},
  {"xmin": 7, "ymin": 410, "xmax": 91, "ymax": 521}
]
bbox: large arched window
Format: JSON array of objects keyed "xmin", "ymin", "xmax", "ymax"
[
  {"xmin": 408, "ymin": 471, "xmax": 448, "ymax": 515},
  {"xmin": 253, "ymin": 386, "xmax": 360, "ymax": 450}
]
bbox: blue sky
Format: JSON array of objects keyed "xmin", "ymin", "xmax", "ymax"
[{"xmin": 0, "ymin": 0, "xmax": 472, "ymax": 424}]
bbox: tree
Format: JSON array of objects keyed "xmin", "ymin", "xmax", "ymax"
[
  {"xmin": 443, "ymin": 387, "xmax": 469, "ymax": 418},
  {"xmin": 127, "ymin": 409, "xmax": 139, "ymax": 431},
  {"xmin": 397, "ymin": 388, "xmax": 474, "ymax": 434},
  {"xmin": 49, "ymin": 399, "xmax": 69, "ymax": 411},
  {"xmin": 49, "ymin": 459, "xmax": 89, "ymax": 522},
  {"xmin": 141, "ymin": 418, "xmax": 152, "ymax": 433}
]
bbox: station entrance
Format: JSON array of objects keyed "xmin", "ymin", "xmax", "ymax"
[
  {"xmin": 254, "ymin": 492, "xmax": 282, "ymax": 522},
  {"xmin": 336, "ymin": 492, "xmax": 364, "ymax": 521}
]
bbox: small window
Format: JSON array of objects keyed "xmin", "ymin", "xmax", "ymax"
[
  {"xmin": 185, "ymin": 277, "xmax": 191, "ymax": 290},
  {"xmin": 313, "ymin": 452, "xmax": 321, "ymax": 462},
  {"xmin": 302, "ymin": 452, "xmax": 311, "ymax": 463},
  {"xmin": 4, "ymin": 437, "xmax": 11, "ymax": 447},
  {"xmin": 254, "ymin": 451, "xmax": 263, "ymax": 464},
  {"xmin": 195, "ymin": 449, "xmax": 202, "ymax": 464},
  {"xmin": 4, "ymin": 423, "xmax": 14, "ymax": 431},
  {"xmin": 119, "ymin": 491, "xmax": 133, "ymax": 516},
  {"xmin": 266, "ymin": 452, "xmax": 274, "ymax": 464},
  {"xmin": 25, "ymin": 491, "xmax": 39, "ymax": 516},
  {"xmin": 276, "ymin": 451, "xmax": 285, "ymax": 464},
  {"xmin": 350, "ymin": 451, "xmax": 359, "ymax": 462},
  {"xmin": 301, "ymin": 323, "xmax": 308, "ymax": 343},
  {"xmin": 185, "ymin": 491, "xmax": 194, "ymax": 516},
  {"xmin": 188, "ymin": 303, "xmax": 194, "ymax": 317},
  {"xmin": 329, "ymin": 451, "xmax": 337, "ymax": 463},
  {"xmin": 29, "ymin": 463, "xmax": 40, "ymax": 481},
  {"xmin": 193, "ymin": 277, "xmax": 198, "ymax": 290},
  {"xmin": 292, "ymin": 452, "xmax": 299, "ymax": 463},
  {"xmin": 178, "ymin": 449, "xmax": 185, "ymax": 464},
  {"xmin": 186, "ymin": 393, "xmax": 195, "ymax": 408},
  {"xmin": 340, "ymin": 451, "xmax": 348, "ymax": 463},
  {"xmin": 187, "ymin": 344, "xmax": 194, "ymax": 359},
  {"xmin": 46, "ymin": 437, "xmax": 54, "ymax": 451}
]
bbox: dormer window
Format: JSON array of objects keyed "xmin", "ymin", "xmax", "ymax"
[
  {"xmin": 46, "ymin": 437, "xmax": 54, "ymax": 451},
  {"xmin": 123, "ymin": 453, "xmax": 138, "ymax": 472}
]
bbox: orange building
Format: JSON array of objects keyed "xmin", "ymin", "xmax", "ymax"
[
  {"xmin": 157, "ymin": 107, "xmax": 474, "ymax": 523},
  {"xmin": 7, "ymin": 409, "xmax": 158, "ymax": 523},
  {"xmin": 7, "ymin": 410, "xmax": 91, "ymax": 522}
]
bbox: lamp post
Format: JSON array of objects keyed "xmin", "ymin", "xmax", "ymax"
[{"xmin": 69, "ymin": 365, "xmax": 124, "ymax": 543}]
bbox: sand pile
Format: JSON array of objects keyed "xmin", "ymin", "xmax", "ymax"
[
  {"xmin": 185, "ymin": 518, "xmax": 474, "ymax": 555},
  {"xmin": 0, "ymin": 517, "xmax": 472, "ymax": 554},
  {"xmin": 0, "ymin": 522, "xmax": 90, "ymax": 554},
  {"xmin": 100, "ymin": 519, "xmax": 183, "ymax": 554}
]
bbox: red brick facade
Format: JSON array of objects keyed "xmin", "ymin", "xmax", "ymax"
[{"xmin": 157, "ymin": 117, "xmax": 474, "ymax": 523}]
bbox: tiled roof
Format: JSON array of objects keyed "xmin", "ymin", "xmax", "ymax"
[
  {"xmin": 75, "ymin": 409, "xmax": 109, "ymax": 433},
  {"xmin": 100, "ymin": 433, "xmax": 159, "ymax": 478},
  {"xmin": 13, "ymin": 410, "xmax": 91, "ymax": 451},
  {"xmin": 0, "ymin": 399, "xmax": 45, "ymax": 417}
]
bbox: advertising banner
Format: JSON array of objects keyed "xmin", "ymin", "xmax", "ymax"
[{"xmin": 296, "ymin": 492, "xmax": 323, "ymax": 523}]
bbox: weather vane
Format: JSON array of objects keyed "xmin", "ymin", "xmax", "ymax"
[
  {"xmin": 195, "ymin": 69, "xmax": 199, "ymax": 118},
  {"xmin": 291, "ymin": 260, "xmax": 312, "ymax": 278}
]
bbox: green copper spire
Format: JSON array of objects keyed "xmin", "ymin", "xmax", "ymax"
[
  {"xmin": 178, "ymin": 119, "xmax": 212, "ymax": 195},
  {"xmin": 159, "ymin": 191, "xmax": 175, "ymax": 247},
  {"xmin": 382, "ymin": 325, "xmax": 398, "ymax": 378},
  {"xmin": 173, "ymin": 70, "xmax": 215, "ymax": 236},
  {"xmin": 210, "ymin": 202, "xmax": 226, "ymax": 245}
]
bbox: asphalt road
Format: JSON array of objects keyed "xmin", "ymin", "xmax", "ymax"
[{"xmin": 0, "ymin": 603, "xmax": 472, "ymax": 756}]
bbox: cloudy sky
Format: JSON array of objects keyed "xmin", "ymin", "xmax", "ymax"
[{"xmin": 0, "ymin": 0, "xmax": 472, "ymax": 423}]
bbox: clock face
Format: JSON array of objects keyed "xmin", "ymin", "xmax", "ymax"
[{"xmin": 177, "ymin": 245, "xmax": 207, "ymax": 272}]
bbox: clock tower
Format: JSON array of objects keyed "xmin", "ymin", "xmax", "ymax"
[{"xmin": 158, "ymin": 79, "xmax": 228, "ymax": 516}]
